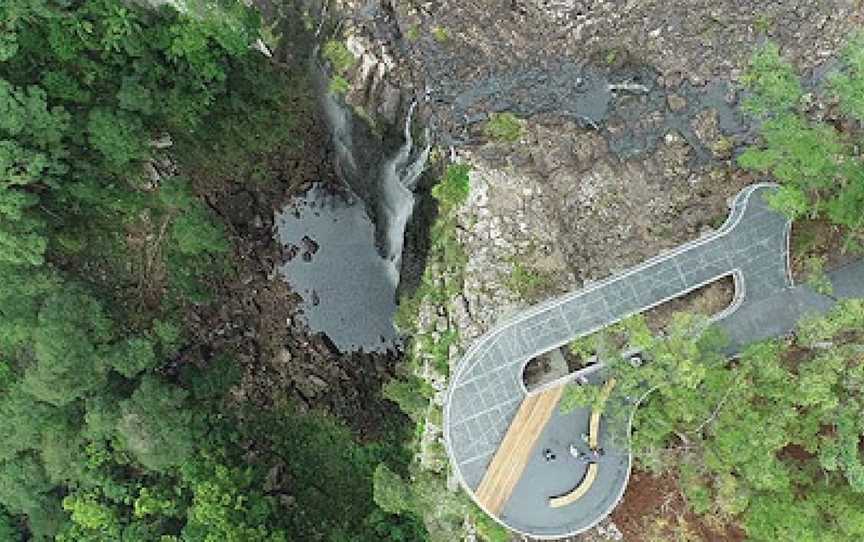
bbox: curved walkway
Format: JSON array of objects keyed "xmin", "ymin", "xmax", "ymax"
[{"xmin": 443, "ymin": 184, "xmax": 864, "ymax": 538}]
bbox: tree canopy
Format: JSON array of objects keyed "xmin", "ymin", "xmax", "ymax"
[
  {"xmin": 738, "ymin": 39, "xmax": 864, "ymax": 249},
  {"xmin": 562, "ymin": 301, "xmax": 864, "ymax": 541}
]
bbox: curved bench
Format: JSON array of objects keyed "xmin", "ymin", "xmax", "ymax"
[
  {"xmin": 590, "ymin": 378, "xmax": 617, "ymax": 449},
  {"xmin": 588, "ymin": 410, "xmax": 601, "ymax": 450},
  {"xmin": 549, "ymin": 378, "xmax": 618, "ymax": 508},
  {"xmin": 549, "ymin": 462, "xmax": 599, "ymax": 508}
]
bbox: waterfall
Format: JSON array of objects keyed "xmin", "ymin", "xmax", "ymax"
[
  {"xmin": 273, "ymin": 50, "xmax": 430, "ymax": 352},
  {"xmin": 312, "ymin": 52, "xmax": 430, "ymax": 284}
]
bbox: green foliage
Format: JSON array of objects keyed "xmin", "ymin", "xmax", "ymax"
[
  {"xmin": 737, "ymin": 114, "xmax": 841, "ymax": 198},
  {"xmin": 763, "ymin": 184, "xmax": 810, "ymax": 219},
  {"xmin": 106, "ymin": 337, "xmax": 157, "ymax": 379},
  {"xmin": 322, "ymin": 40, "xmax": 355, "ymax": 96},
  {"xmin": 86, "ymin": 108, "xmax": 146, "ymax": 170},
  {"xmin": 559, "ymin": 379, "xmax": 602, "ymax": 414},
  {"xmin": 431, "ymin": 163, "xmax": 471, "ymax": 211},
  {"xmin": 574, "ymin": 302, "xmax": 864, "ymax": 539},
  {"xmin": 0, "ymin": 453, "xmax": 61, "ymax": 523},
  {"xmin": 132, "ymin": 486, "xmax": 178, "ymax": 520},
  {"xmin": 431, "ymin": 27, "xmax": 449, "ymax": 43},
  {"xmin": 152, "ymin": 319, "xmax": 183, "ymax": 356},
  {"xmin": 396, "ymin": 163, "xmax": 470, "ymax": 334},
  {"xmin": 505, "ymin": 260, "xmax": 554, "ymax": 299},
  {"xmin": 831, "ymin": 34, "xmax": 864, "ymax": 120},
  {"xmin": 322, "ymin": 40, "xmax": 355, "ymax": 74},
  {"xmin": 483, "ymin": 112, "xmax": 522, "ymax": 142},
  {"xmin": 0, "ymin": 386, "xmax": 57, "ymax": 463},
  {"xmin": 383, "ymin": 376, "xmax": 434, "ymax": 422},
  {"xmin": 741, "ymin": 43, "xmax": 802, "ymax": 115},
  {"xmin": 0, "ymin": 0, "xmax": 269, "ymax": 277},
  {"xmin": 23, "ymin": 289, "xmax": 112, "ymax": 406},
  {"xmin": 157, "ymin": 177, "xmax": 230, "ymax": 301},
  {"xmin": 739, "ymin": 40, "xmax": 864, "ymax": 238},
  {"xmin": 249, "ymin": 407, "xmax": 425, "ymax": 541},
  {"xmin": 117, "ymin": 376, "xmax": 195, "ymax": 472},
  {"xmin": 827, "ymin": 166, "xmax": 864, "ymax": 232},
  {"xmin": 803, "ymin": 255, "xmax": 833, "ymax": 296},
  {"xmin": 158, "ymin": 177, "xmax": 229, "ymax": 256},
  {"xmin": 373, "ymin": 464, "xmax": 416, "ymax": 515},
  {"xmin": 471, "ymin": 507, "xmax": 510, "ymax": 542},
  {"xmin": 180, "ymin": 453, "xmax": 288, "ymax": 542},
  {"xmin": 0, "ymin": 506, "xmax": 21, "ymax": 542},
  {"xmin": 0, "ymin": 360, "xmax": 12, "ymax": 391},
  {"xmin": 61, "ymin": 493, "xmax": 121, "ymax": 539},
  {"xmin": 422, "ymin": 328, "xmax": 459, "ymax": 375},
  {"xmin": 0, "ymin": 79, "xmax": 69, "ymax": 266},
  {"xmin": 795, "ymin": 299, "xmax": 864, "ymax": 347},
  {"xmin": 328, "ymin": 74, "xmax": 351, "ymax": 95},
  {"xmin": 374, "ymin": 462, "xmax": 469, "ymax": 542}
]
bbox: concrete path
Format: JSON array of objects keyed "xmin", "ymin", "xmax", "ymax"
[{"xmin": 443, "ymin": 184, "xmax": 864, "ymax": 538}]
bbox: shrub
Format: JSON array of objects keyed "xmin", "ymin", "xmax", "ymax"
[
  {"xmin": 431, "ymin": 27, "xmax": 449, "ymax": 43},
  {"xmin": 431, "ymin": 163, "xmax": 471, "ymax": 210},
  {"xmin": 329, "ymin": 75, "xmax": 351, "ymax": 95},
  {"xmin": 322, "ymin": 40, "xmax": 355, "ymax": 74},
  {"xmin": 831, "ymin": 33, "xmax": 864, "ymax": 120},
  {"xmin": 483, "ymin": 112, "xmax": 522, "ymax": 142},
  {"xmin": 741, "ymin": 43, "xmax": 802, "ymax": 116}
]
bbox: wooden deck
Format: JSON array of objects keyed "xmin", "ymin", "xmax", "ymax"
[{"xmin": 474, "ymin": 384, "xmax": 566, "ymax": 515}]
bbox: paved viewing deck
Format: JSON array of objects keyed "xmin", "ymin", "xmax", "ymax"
[{"xmin": 443, "ymin": 184, "xmax": 864, "ymax": 538}]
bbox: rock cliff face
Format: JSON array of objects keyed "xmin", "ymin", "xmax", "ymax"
[{"xmin": 329, "ymin": 0, "xmax": 858, "ymax": 300}]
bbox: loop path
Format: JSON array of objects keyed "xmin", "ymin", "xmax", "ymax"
[{"xmin": 444, "ymin": 184, "xmax": 864, "ymax": 538}]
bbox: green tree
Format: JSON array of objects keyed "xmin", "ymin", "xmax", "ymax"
[
  {"xmin": 0, "ymin": 263, "xmax": 56, "ymax": 352},
  {"xmin": 0, "ymin": 454, "xmax": 61, "ymax": 527},
  {"xmin": 23, "ymin": 290, "xmax": 112, "ymax": 406},
  {"xmin": 0, "ymin": 79, "xmax": 70, "ymax": 266},
  {"xmin": 60, "ymin": 493, "xmax": 121, "ymax": 540},
  {"xmin": 0, "ymin": 385, "xmax": 56, "ymax": 462},
  {"xmin": 117, "ymin": 376, "xmax": 195, "ymax": 472},
  {"xmin": 86, "ymin": 108, "xmax": 146, "ymax": 170},
  {"xmin": 832, "ymin": 34, "xmax": 864, "ymax": 120},
  {"xmin": 0, "ymin": 505, "xmax": 21, "ymax": 541},
  {"xmin": 383, "ymin": 376, "xmax": 434, "ymax": 422},
  {"xmin": 740, "ymin": 43, "xmax": 802, "ymax": 115},
  {"xmin": 373, "ymin": 464, "xmax": 416, "ymax": 515},
  {"xmin": 564, "ymin": 301, "xmax": 864, "ymax": 539},
  {"xmin": 180, "ymin": 454, "xmax": 288, "ymax": 542},
  {"xmin": 106, "ymin": 337, "xmax": 156, "ymax": 379},
  {"xmin": 739, "ymin": 39, "xmax": 864, "ymax": 245}
]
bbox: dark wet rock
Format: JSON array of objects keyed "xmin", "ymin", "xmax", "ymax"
[{"xmin": 223, "ymin": 190, "xmax": 257, "ymax": 229}]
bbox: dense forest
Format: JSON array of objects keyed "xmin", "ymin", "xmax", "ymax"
[
  {"xmin": 2, "ymin": 1, "xmax": 864, "ymax": 541},
  {"xmin": 0, "ymin": 1, "xmax": 426, "ymax": 540}
]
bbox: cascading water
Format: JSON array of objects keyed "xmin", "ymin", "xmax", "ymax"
[{"xmin": 274, "ymin": 51, "xmax": 429, "ymax": 353}]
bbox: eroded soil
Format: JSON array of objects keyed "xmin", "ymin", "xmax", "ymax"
[{"xmin": 611, "ymin": 470, "xmax": 745, "ymax": 542}]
